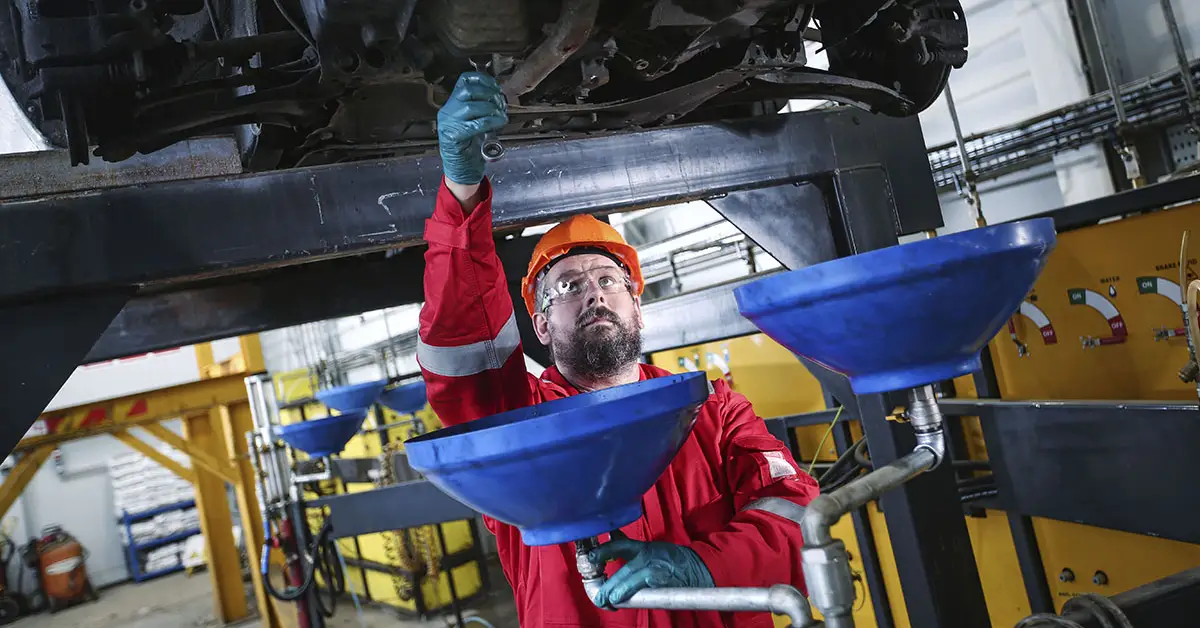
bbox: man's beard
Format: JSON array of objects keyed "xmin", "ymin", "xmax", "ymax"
[{"xmin": 551, "ymin": 305, "xmax": 643, "ymax": 380}]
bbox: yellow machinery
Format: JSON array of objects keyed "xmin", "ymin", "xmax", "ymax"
[
  {"xmin": 0, "ymin": 336, "xmax": 281, "ymax": 628},
  {"xmin": 272, "ymin": 370, "xmax": 485, "ymax": 618},
  {"xmin": 651, "ymin": 200, "xmax": 1200, "ymax": 628}
]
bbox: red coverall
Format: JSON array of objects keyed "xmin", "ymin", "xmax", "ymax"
[{"xmin": 417, "ymin": 178, "xmax": 819, "ymax": 628}]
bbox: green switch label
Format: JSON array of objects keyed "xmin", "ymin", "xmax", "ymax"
[
  {"xmin": 1068, "ymin": 288, "xmax": 1086, "ymax": 305},
  {"xmin": 1137, "ymin": 277, "xmax": 1157, "ymax": 294}
]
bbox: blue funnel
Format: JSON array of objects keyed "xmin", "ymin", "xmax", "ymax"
[
  {"xmin": 314, "ymin": 380, "xmax": 386, "ymax": 413},
  {"xmin": 405, "ymin": 372, "xmax": 710, "ymax": 546},
  {"xmin": 276, "ymin": 410, "xmax": 369, "ymax": 458},
  {"xmin": 735, "ymin": 218, "xmax": 1056, "ymax": 394},
  {"xmin": 379, "ymin": 380, "xmax": 428, "ymax": 415}
]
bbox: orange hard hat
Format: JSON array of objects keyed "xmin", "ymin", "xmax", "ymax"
[{"xmin": 520, "ymin": 215, "xmax": 643, "ymax": 316}]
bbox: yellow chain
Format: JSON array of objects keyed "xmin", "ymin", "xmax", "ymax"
[{"xmin": 375, "ymin": 440, "xmax": 420, "ymax": 601}]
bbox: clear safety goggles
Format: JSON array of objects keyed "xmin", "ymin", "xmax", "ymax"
[{"xmin": 540, "ymin": 266, "xmax": 634, "ymax": 311}]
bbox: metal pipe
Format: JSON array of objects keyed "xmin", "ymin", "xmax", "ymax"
[
  {"xmin": 1159, "ymin": 0, "xmax": 1199, "ymax": 128},
  {"xmin": 247, "ymin": 430, "xmax": 274, "ymax": 515},
  {"xmin": 801, "ymin": 447, "xmax": 938, "ymax": 547},
  {"xmin": 797, "ymin": 385, "xmax": 946, "ymax": 626},
  {"xmin": 1083, "ymin": 0, "xmax": 1127, "ymax": 126},
  {"xmin": 943, "ymin": 84, "xmax": 983, "ymax": 226},
  {"xmin": 249, "ymin": 376, "xmax": 291, "ymax": 506},
  {"xmin": 906, "ymin": 385, "xmax": 947, "ymax": 468},
  {"xmin": 573, "ymin": 541, "xmax": 817, "ymax": 626},
  {"xmin": 621, "ymin": 586, "xmax": 816, "ymax": 627}
]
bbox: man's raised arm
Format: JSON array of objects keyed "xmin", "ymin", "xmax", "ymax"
[{"xmin": 417, "ymin": 73, "xmax": 532, "ymax": 426}]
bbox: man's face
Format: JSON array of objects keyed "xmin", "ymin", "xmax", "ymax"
[{"xmin": 532, "ymin": 253, "xmax": 644, "ymax": 379}]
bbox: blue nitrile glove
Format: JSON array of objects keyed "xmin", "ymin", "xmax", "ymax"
[
  {"xmin": 587, "ymin": 531, "xmax": 715, "ymax": 608},
  {"xmin": 437, "ymin": 72, "xmax": 508, "ymax": 185}
]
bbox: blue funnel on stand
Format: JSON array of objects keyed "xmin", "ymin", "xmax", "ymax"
[
  {"xmin": 314, "ymin": 380, "xmax": 387, "ymax": 412},
  {"xmin": 405, "ymin": 372, "xmax": 710, "ymax": 546},
  {"xmin": 276, "ymin": 409, "xmax": 369, "ymax": 459},
  {"xmin": 379, "ymin": 380, "xmax": 428, "ymax": 415},
  {"xmin": 735, "ymin": 218, "xmax": 1056, "ymax": 394}
]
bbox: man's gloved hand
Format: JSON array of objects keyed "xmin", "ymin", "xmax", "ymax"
[
  {"xmin": 587, "ymin": 531, "xmax": 715, "ymax": 608},
  {"xmin": 437, "ymin": 72, "xmax": 508, "ymax": 185}
]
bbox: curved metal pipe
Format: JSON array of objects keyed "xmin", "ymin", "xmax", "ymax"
[
  {"xmin": 608, "ymin": 585, "xmax": 817, "ymax": 627},
  {"xmin": 800, "ymin": 446, "xmax": 938, "ymax": 546},
  {"xmin": 575, "ymin": 542, "xmax": 818, "ymax": 626},
  {"xmin": 799, "ymin": 385, "xmax": 947, "ymax": 626},
  {"xmin": 502, "ymin": 0, "xmax": 600, "ymax": 101}
]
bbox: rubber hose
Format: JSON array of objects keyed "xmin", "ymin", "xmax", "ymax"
[
  {"xmin": 959, "ymin": 488, "xmax": 998, "ymax": 503},
  {"xmin": 820, "ymin": 464, "xmax": 866, "ymax": 493},
  {"xmin": 853, "ymin": 440, "xmax": 872, "ymax": 469},
  {"xmin": 263, "ymin": 521, "xmax": 332, "ymax": 602},
  {"xmin": 818, "ymin": 438, "xmax": 865, "ymax": 486},
  {"xmin": 314, "ymin": 535, "xmax": 342, "ymax": 617}
]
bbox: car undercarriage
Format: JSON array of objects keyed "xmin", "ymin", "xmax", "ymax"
[{"xmin": 0, "ymin": 0, "xmax": 968, "ymax": 169}]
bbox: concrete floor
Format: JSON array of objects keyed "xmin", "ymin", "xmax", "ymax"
[{"xmin": 13, "ymin": 562, "xmax": 517, "ymax": 628}]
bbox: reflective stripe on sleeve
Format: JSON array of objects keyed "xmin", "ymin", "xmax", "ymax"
[
  {"xmin": 417, "ymin": 313, "xmax": 521, "ymax": 377},
  {"xmin": 741, "ymin": 497, "xmax": 807, "ymax": 526}
]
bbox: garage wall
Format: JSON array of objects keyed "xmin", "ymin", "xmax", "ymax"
[
  {"xmin": 1, "ymin": 348, "xmax": 206, "ymax": 593},
  {"xmin": 0, "ymin": 419, "xmax": 187, "ymax": 593}
]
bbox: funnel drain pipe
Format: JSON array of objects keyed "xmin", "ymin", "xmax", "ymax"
[
  {"xmin": 799, "ymin": 385, "xmax": 946, "ymax": 626},
  {"xmin": 575, "ymin": 540, "xmax": 818, "ymax": 627}
]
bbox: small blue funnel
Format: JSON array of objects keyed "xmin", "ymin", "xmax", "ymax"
[
  {"xmin": 735, "ymin": 218, "xmax": 1056, "ymax": 394},
  {"xmin": 314, "ymin": 380, "xmax": 387, "ymax": 413},
  {"xmin": 405, "ymin": 372, "xmax": 710, "ymax": 546},
  {"xmin": 379, "ymin": 380, "xmax": 428, "ymax": 415},
  {"xmin": 276, "ymin": 410, "xmax": 369, "ymax": 458}
]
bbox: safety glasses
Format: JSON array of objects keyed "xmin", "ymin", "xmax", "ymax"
[{"xmin": 540, "ymin": 266, "xmax": 633, "ymax": 311}]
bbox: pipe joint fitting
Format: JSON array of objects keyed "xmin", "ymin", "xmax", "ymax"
[
  {"xmin": 799, "ymin": 494, "xmax": 842, "ymax": 545},
  {"xmin": 907, "ymin": 385, "xmax": 946, "ymax": 468},
  {"xmin": 800, "ymin": 541, "xmax": 856, "ymax": 620}
]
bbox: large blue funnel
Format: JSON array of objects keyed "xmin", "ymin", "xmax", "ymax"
[
  {"xmin": 735, "ymin": 218, "xmax": 1056, "ymax": 394},
  {"xmin": 314, "ymin": 380, "xmax": 387, "ymax": 413},
  {"xmin": 276, "ymin": 410, "xmax": 369, "ymax": 459},
  {"xmin": 379, "ymin": 380, "xmax": 428, "ymax": 415},
  {"xmin": 405, "ymin": 372, "xmax": 710, "ymax": 546}
]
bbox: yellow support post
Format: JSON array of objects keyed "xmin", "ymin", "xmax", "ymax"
[
  {"xmin": 0, "ymin": 447, "xmax": 53, "ymax": 520},
  {"xmin": 184, "ymin": 408, "xmax": 250, "ymax": 623},
  {"xmin": 219, "ymin": 402, "xmax": 281, "ymax": 628},
  {"xmin": 111, "ymin": 431, "xmax": 196, "ymax": 484},
  {"xmin": 142, "ymin": 422, "xmax": 237, "ymax": 484},
  {"xmin": 195, "ymin": 342, "xmax": 216, "ymax": 373},
  {"xmin": 238, "ymin": 335, "xmax": 266, "ymax": 374}
]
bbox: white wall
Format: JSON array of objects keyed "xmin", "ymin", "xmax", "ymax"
[
  {"xmin": 918, "ymin": 0, "xmax": 1115, "ymax": 233},
  {"xmin": 21, "ymin": 436, "xmax": 134, "ymax": 587},
  {"xmin": 1103, "ymin": 0, "xmax": 1199, "ymax": 83},
  {"xmin": 45, "ymin": 347, "xmax": 202, "ymax": 412}
]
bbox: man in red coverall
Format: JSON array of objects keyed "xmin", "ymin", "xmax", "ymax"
[{"xmin": 416, "ymin": 72, "xmax": 819, "ymax": 628}]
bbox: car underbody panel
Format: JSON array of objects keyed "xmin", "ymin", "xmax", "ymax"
[{"xmin": 0, "ymin": 0, "xmax": 968, "ymax": 169}]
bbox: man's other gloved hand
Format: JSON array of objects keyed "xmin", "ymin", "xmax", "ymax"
[
  {"xmin": 437, "ymin": 72, "xmax": 508, "ymax": 185},
  {"xmin": 587, "ymin": 531, "xmax": 715, "ymax": 608}
]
